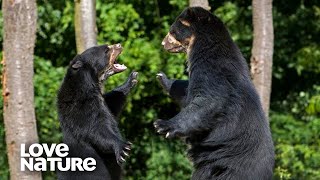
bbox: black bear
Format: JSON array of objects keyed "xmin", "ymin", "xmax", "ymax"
[
  {"xmin": 57, "ymin": 44, "xmax": 138, "ymax": 180},
  {"xmin": 154, "ymin": 7, "xmax": 275, "ymax": 180}
]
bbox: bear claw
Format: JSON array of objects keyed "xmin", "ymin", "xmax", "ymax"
[
  {"xmin": 123, "ymin": 151, "xmax": 129, "ymax": 156},
  {"xmin": 120, "ymin": 157, "xmax": 126, "ymax": 162},
  {"xmin": 132, "ymin": 79, "xmax": 138, "ymax": 84},
  {"xmin": 153, "ymin": 122, "xmax": 159, "ymax": 128},
  {"xmin": 165, "ymin": 132, "xmax": 170, "ymax": 138}
]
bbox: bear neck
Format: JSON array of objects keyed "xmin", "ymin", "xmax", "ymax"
[
  {"xmin": 187, "ymin": 34, "xmax": 249, "ymax": 78},
  {"xmin": 187, "ymin": 35, "xmax": 231, "ymax": 62},
  {"xmin": 58, "ymin": 69, "xmax": 102, "ymax": 102}
]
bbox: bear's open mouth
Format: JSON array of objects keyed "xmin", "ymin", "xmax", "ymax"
[
  {"xmin": 113, "ymin": 59, "xmax": 127, "ymax": 73},
  {"xmin": 167, "ymin": 46, "xmax": 185, "ymax": 53},
  {"xmin": 99, "ymin": 44, "xmax": 127, "ymax": 81},
  {"xmin": 109, "ymin": 43, "xmax": 127, "ymax": 73}
]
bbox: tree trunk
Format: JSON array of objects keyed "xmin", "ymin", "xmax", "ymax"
[
  {"xmin": 2, "ymin": 0, "xmax": 41, "ymax": 179},
  {"xmin": 189, "ymin": 0, "xmax": 211, "ymax": 10},
  {"xmin": 74, "ymin": 0, "xmax": 97, "ymax": 54},
  {"xmin": 250, "ymin": 0, "xmax": 274, "ymax": 116}
]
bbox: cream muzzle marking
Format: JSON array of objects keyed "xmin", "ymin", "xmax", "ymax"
[
  {"xmin": 162, "ymin": 33, "xmax": 185, "ymax": 49},
  {"xmin": 161, "ymin": 33, "xmax": 195, "ymax": 54},
  {"xmin": 161, "ymin": 31, "xmax": 195, "ymax": 75},
  {"xmin": 161, "ymin": 33, "xmax": 184, "ymax": 53}
]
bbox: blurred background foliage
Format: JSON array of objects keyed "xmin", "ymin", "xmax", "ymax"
[{"xmin": 0, "ymin": 0, "xmax": 320, "ymax": 179}]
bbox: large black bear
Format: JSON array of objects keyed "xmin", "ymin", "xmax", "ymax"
[
  {"xmin": 154, "ymin": 7, "xmax": 275, "ymax": 180},
  {"xmin": 57, "ymin": 44, "xmax": 137, "ymax": 180}
]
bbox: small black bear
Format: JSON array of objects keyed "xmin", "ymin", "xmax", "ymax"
[
  {"xmin": 57, "ymin": 44, "xmax": 138, "ymax": 180},
  {"xmin": 154, "ymin": 7, "xmax": 275, "ymax": 180}
]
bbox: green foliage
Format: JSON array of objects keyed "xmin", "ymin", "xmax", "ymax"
[
  {"xmin": 0, "ymin": 52, "xmax": 9, "ymax": 179},
  {"xmin": 34, "ymin": 57, "xmax": 65, "ymax": 179},
  {"xmin": 272, "ymin": 1, "xmax": 320, "ymax": 81},
  {"xmin": 36, "ymin": 0, "xmax": 76, "ymax": 66},
  {"xmin": 97, "ymin": 2, "xmax": 144, "ymax": 42},
  {"xmin": 214, "ymin": 1, "xmax": 253, "ymax": 60},
  {"xmin": 0, "ymin": 0, "xmax": 320, "ymax": 179},
  {"xmin": 34, "ymin": 57, "xmax": 65, "ymax": 144},
  {"xmin": 169, "ymin": 0, "xmax": 188, "ymax": 10},
  {"xmin": 145, "ymin": 140, "xmax": 192, "ymax": 180},
  {"xmin": 271, "ymin": 85, "xmax": 320, "ymax": 180},
  {"xmin": 293, "ymin": 44, "xmax": 320, "ymax": 74},
  {"xmin": 273, "ymin": 85, "xmax": 320, "ymax": 121},
  {"xmin": 0, "ymin": 124, "xmax": 8, "ymax": 179},
  {"xmin": 307, "ymin": 95, "xmax": 320, "ymax": 115},
  {"xmin": 271, "ymin": 113, "xmax": 320, "ymax": 179}
]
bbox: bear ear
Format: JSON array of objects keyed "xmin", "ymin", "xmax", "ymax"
[
  {"xmin": 71, "ymin": 60, "xmax": 83, "ymax": 70},
  {"xmin": 195, "ymin": 8, "xmax": 211, "ymax": 22},
  {"xmin": 186, "ymin": 7, "xmax": 210, "ymax": 22},
  {"xmin": 186, "ymin": 8, "xmax": 195, "ymax": 18},
  {"xmin": 70, "ymin": 55, "xmax": 83, "ymax": 70}
]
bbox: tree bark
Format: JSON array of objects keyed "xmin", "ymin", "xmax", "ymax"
[
  {"xmin": 250, "ymin": 0, "xmax": 274, "ymax": 116},
  {"xmin": 189, "ymin": 0, "xmax": 211, "ymax": 10},
  {"xmin": 2, "ymin": 0, "xmax": 41, "ymax": 179},
  {"xmin": 74, "ymin": 0, "xmax": 97, "ymax": 54}
]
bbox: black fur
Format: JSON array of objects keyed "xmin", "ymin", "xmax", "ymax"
[
  {"xmin": 57, "ymin": 45, "xmax": 137, "ymax": 180},
  {"xmin": 154, "ymin": 7, "xmax": 274, "ymax": 180}
]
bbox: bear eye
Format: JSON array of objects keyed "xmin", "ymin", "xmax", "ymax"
[{"xmin": 105, "ymin": 46, "xmax": 110, "ymax": 53}]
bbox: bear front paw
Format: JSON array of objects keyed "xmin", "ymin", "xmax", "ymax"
[
  {"xmin": 153, "ymin": 119, "xmax": 181, "ymax": 139},
  {"xmin": 156, "ymin": 72, "xmax": 173, "ymax": 93},
  {"xmin": 114, "ymin": 71, "xmax": 138, "ymax": 95},
  {"xmin": 114, "ymin": 141, "xmax": 132, "ymax": 165},
  {"xmin": 128, "ymin": 71, "xmax": 139, "ymax": 88}
]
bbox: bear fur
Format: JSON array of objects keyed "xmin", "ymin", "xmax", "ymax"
[
  {"xmin": 154, "ymin": 7, "xmax": 275, "ymax": 180},
  {"xmin": 57, "ymin": 44, "xmax": 137, "ymax": 180}
]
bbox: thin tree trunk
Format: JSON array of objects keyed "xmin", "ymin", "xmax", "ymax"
[
  {"xmin": 250, "ymin": 0, "xmax": 274, "ymax": 116},
  {"xmin": 189, "ymin": 0, "xmax": 211, "ymax": 10},
  {"xmin": 2, "ymin": 0, "xmax": 41, "ymax": 179},
  {"xmin": 74, "ymin": 0, "xmax": 97, "ymax": 54}
]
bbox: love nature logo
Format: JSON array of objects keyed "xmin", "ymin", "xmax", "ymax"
[{"xmin": 20, "ymin": 143, "xmax": 96, "ymax": 172}]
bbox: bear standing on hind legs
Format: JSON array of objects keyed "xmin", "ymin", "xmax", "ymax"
[
  {"xmin": 57, "ymin": 44, "xmax": 138, "ymax": 180},
  {"xmin": 154, "ymin": 7, "xmax": 275, "ymax": 180}
]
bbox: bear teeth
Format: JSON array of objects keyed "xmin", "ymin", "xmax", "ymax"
[{"xmin": 113, "ymin": 64, "xmax": 127, "ymax": 71}]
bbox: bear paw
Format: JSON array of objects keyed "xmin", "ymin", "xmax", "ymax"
[
  {"xmin": 128, "ymin": 71, "xmax": 139, "ymax": 88},
  {"xmin": 153, "ymin": 119, "xmax": 181, "ymax": 139},
  {"xmin": 114, "ymin": 71, "xmax": 138, "ymax": 95},
  {"xmin": 156, "ymin": 72, "xmax": 173, "ymax": 93},
  {"xmin": 114, "ymin": 141, "xmax": 132, "ymax": 165}
]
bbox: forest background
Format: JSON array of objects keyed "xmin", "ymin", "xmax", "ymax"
[{"xmin": 0, "ymin": 0, "xmax": 319, "ymax": 179}]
